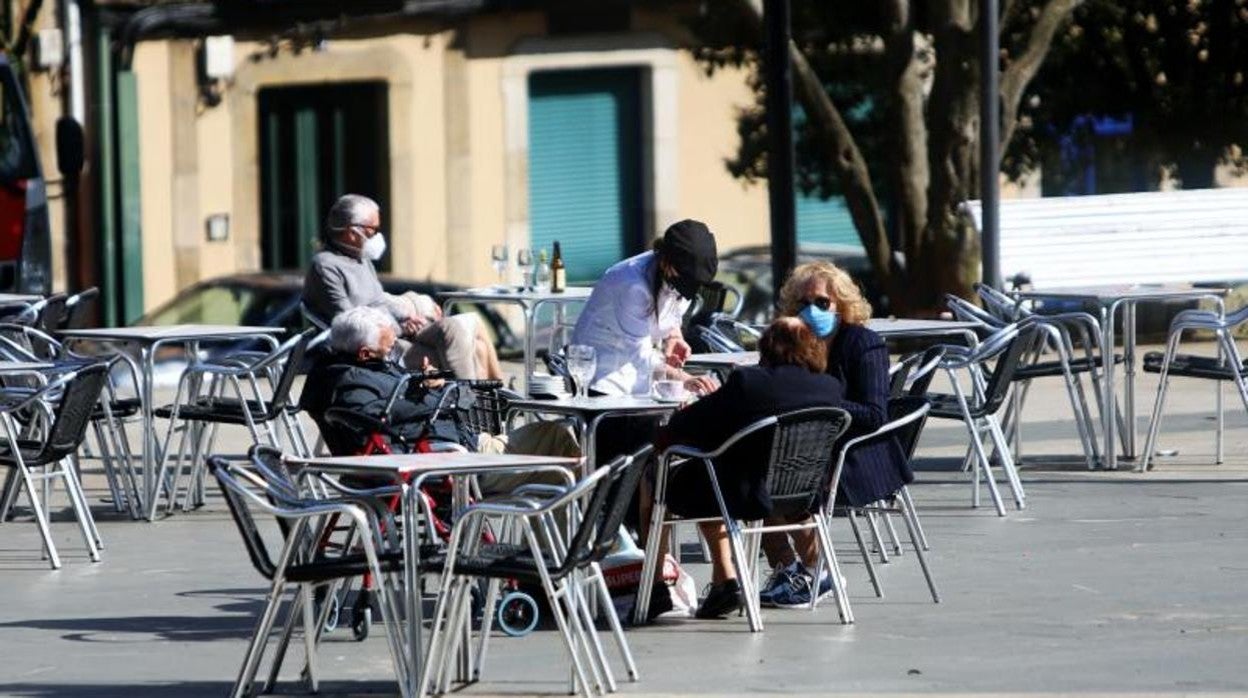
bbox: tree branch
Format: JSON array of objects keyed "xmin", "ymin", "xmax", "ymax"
[
  {"xmin": 739, "ymin": 0, "xmax": 893, "ymax": 285},
  {"xmin": 1000, "ymin": 0, "xmax": 1082, "ymax": 148}
]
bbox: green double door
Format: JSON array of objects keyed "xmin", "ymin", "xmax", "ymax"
[{"xmin": 258, "ymin": 82, "xmax": 390, "ymax": 271}]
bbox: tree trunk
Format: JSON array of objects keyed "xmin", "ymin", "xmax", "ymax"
[
  {"xmin": 918, "ymin": 0, "xmax": 981, "ymax": 311},
  {"xmin": 883, "ymin": 1, "xmax": 930, "ymax": 276}
]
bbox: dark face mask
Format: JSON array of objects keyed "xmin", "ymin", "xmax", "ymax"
[{"xmin": 670, "ymin": 274, "xmax": 702, "ymax": 301}]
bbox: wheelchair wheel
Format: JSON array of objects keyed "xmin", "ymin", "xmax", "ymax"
[
  {"xmin": 322, "ymin": 591, "xmax": 340, "ymax": 634},
  {"xmin": 497, "ymin": 591, "xmax": 539, "ymax": 637}
]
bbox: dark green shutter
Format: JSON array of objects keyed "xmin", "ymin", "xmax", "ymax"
[
  {"xmin": 528, "ymin": 68, "xmax": 643, "ymax": 282},
  {"xmin": 796, "ymin": 194, "xmax": 862, "ymax": 248}
]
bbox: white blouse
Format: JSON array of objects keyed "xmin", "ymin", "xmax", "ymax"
[{"xmin": 569, "ymin": 251, "xmax": 690, "ymax": 396}]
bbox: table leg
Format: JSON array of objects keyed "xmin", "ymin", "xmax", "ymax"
[
  {"xmin": 1123, "ymin": 302, "xmax": 1137, "ymax": 459},
  {"xmin": 404, "ymin": 481, "xmax": 421, "ymax": 697},
  {"xmin": 523, "ymin": 302, "xmax": 536, "ymax": 397},
  {"xmin": 141, "ymin": 345, "xmax": 158, "ymax": 519},
  {"xmin": 1101, "ymin": 303, "xmax": 1118, "ymax": 470}
]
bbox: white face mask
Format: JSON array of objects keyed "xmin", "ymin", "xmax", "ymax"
[{"xmin": 361, "ymin": 232, "xmax": 387, "ymax": 261}]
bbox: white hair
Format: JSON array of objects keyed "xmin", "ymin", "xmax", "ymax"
[
  {"xmin": 330, "ymin": 306, "xmax": 396, "ymax": 354},
  {"xmin": 326, "ymin": 194, "xmax": 379, "ymax": 236}
]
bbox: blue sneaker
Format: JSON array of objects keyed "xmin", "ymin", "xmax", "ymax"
[{"xmin": 760, "ymin": 561, "xmax": 813, "ymax": 608}]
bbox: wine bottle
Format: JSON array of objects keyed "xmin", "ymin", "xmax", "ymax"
[{"xmin": 551, "ymin": 241, "xmax": 566, "ymax": 293}]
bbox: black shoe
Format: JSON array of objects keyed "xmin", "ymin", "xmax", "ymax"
[
  {"xmin": 695, "ymin": 579, "xmax": 744, "ymax": 619},
  {"xmin": 628, "ymin": 582, "xmax": 673, "ymax": 626}
]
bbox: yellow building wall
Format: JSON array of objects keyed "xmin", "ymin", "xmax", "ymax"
[{"xmin": 127, "ymin": 13, "xmax": 781, "ymax": 309}]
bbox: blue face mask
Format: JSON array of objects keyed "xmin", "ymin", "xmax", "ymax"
[{"xmin": 799, "ymin": 303, "xmax": 839, "ymax": 338}]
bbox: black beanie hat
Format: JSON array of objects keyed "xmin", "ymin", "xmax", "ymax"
[{"xmin": 659, "ymin": 219, "xmax": 718, "ymax": 299}]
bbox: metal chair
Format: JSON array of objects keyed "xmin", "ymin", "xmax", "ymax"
[
  {"xmin": 156, "ymin": 330, "xmax": 313, "ymax": 514},
  {"xmin": 975, "ymin": 282, "xmax": 1126, "ymax": 456},
  {"xmin": 890, "ymin": 346, "xmax": 946, "ymax": 398},
  {"xmin": 0, "ymin": 323, "xmax": 146, "ymax": 517},
  {"xmin": 12, "ymin": 292, "xmax": 68, "ymax": 331},
  {"xmin": 422, "ymin": 446, "xmax": 651, "ymax": 698},
  {"xmin": 833, "ymin": 397, "xmax": 940, "ymax": 607},
  {"xmin": 62, "ymin": 287, "xmax": 100, "ymax": 330},
  {"xmin": 947, "ymin": 294, "xmax": 1099, "ymax": 470},
  {"xmin": 924, "ymin": 322, "xmax": 1037, "ymax": 516},
  {"xmin": 0, "ymin": 363, "xmax": 109, "ymax": 569},
  {"xmin": 207, "ymin": 456, "xmax": 412, "ymax": 698},
  {"xmin": 634, "ymin": 406, "xmax": 852, "ymax": 631},
  {"xmin": 1139, "ymin": 305, "xmax": 1248, "ymax": 471}
]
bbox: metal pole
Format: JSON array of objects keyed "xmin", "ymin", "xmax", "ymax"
[
  {"xmin": 979, "ymin": 0, "xmax": 1002, "ymax": 289},
  {"xmin": 764, "ymin": 0, "xmax": 797, "ymax": 307}
]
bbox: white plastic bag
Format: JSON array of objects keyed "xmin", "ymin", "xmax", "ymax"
[{"xmin": 598, "ymin": 530, "xmax": 696, "ymax": 620}]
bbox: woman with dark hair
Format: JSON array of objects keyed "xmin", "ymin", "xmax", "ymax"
[
  {"xmin": 641, "ymin": 317, "xmax": 845, "ymax": 619},
  {"xmin": 569, "ymin": 219, "xmax": 721, "ymax": 397},
  {"xmin": 757, "ymin": 261, "xmax": 908, "ymax": 608}
]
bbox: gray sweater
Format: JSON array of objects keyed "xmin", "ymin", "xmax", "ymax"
[{"xmin": 302, "ymin": 244, "xmax": 407, "ymax": 324}]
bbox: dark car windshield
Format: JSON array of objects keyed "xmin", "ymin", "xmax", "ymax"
[
  {"xmin": 145, "ymin": 284, "xmax": 258, "ymax": 325},
  {"xmin": 0, "ymin": 67, "xmax": 38, "ymax": 181}
]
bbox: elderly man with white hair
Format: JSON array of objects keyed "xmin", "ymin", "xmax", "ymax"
[
  {"xmin": 301, "ymin": 306, "xmax": 579, "ymax": 465},
  {"xmin": 303, "ymin": 193, "xmax": 503, "ymax": 380}
]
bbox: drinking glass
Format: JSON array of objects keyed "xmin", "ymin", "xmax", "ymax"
[
  {"xmin": 566, "ymin": 344, "xmax": 597, "ymax": 399},
  {"xmin": 516, "ymin": 248, "xmax": 533, "ymax": 290},
  {"xmin": 491, "ymin": 244, "xmax": 509, "ymax": 287}
]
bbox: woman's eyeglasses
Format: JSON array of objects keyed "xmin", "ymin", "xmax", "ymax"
[{"xmin": 803, "ymin": 296, "xmax": 833, "ymax": 311}]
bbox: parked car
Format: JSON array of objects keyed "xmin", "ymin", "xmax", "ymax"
[
  {"xmin": 0, "ymin": 53, "xmax": 53, "ymax": 295},
  {"xmin": 132, "ymin": 271, "xmax": 523, "ymax": 383},
  {"xmin": 715, "ymin": 242, "xmax": 888, "ymax": 325}
]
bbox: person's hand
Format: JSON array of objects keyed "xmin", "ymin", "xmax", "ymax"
[
  {"xmin": 663, "ymin": 336, "xmax": 692, "ymax": 368},
  {"xmin": 430, "ymin": 304, "xmax": 444, "ymax": 321},
  {"xmin": 419, "ymin": 356, "xmax": 445, "ymax": 388},
  {"xmin": 402, "ymin": 315, "xmax": 429, "ymax": 337},
  {"xmin": 683, "ymin": 374, "xmax": 719, "ymax": 396}
]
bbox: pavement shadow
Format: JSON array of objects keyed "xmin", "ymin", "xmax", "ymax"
[
  {"xmin": 0, "ymin": 680, "xmax": 400, "ymax": 697},
  {"xmin": 0, "ymin": 613, "xmax": 254, "ymax": 643}
]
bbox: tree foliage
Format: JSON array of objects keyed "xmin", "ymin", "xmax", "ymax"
[
  {"xmin": 686, "ymin": 0, "xmax": 1082, "ymax": 312},
  {"xmin": 1007, "ymin": 0, "xmax": 1248, "ymax": 191}
]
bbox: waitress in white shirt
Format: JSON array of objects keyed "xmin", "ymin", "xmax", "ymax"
[{"xmin": 571, "ymin": 219, "xmax": 721, "ymax": 397}]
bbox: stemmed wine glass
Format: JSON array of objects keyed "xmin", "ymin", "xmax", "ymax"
[
  {"xmin": 516, "ymin": 249, "xmax": 533, "ymax": 291},
  {"xmin": 566, "ymin": 344, "xmax": 597, "ymax": 399},
  {"xmin": 491, "ymin": 244, "xmax": 509, "ymax": 288}
]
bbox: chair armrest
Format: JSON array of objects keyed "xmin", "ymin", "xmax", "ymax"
[{"xmin": 315, "ymin": 473, "xmax": 403, "ymax": 499}]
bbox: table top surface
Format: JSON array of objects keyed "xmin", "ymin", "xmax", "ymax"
[
  {"xmin": 0, "ymin": 361, "xmax": 56, "ymax": 373},
  {"xmin": 58, "ymin": 324, "xmax": 284, "ymax": 342},
  {"xmin": 1017, "ymin": 283, "xmax": 1229, "ymax": 302},
  {"xmin": 685, "ymin": 351, "xmax": 759, "ymax": 367},
  {"xmin": 441, "ymin": 286, "xmax": 594, "ymax": 302},
  {"xmin": 508, "ymin": 395, "xmax": 682, "ymax": 413},
  {"xmin": 866, "ymin": 317, "xmax": 983, "ymax": 335},
  {"xmin": 289, "ymin": 451, "xmax": 581, "ymax": 475},
  {"xmin": 0, "ymin": 293, "xmax": 41, "ymax": 305}
]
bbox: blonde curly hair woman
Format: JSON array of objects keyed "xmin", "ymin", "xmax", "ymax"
[{"xmin": 758, "ymin": 261, "xmax": 912, "ymax": 609}]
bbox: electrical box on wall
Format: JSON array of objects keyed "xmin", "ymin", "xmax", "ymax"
[
  {"xmin": 202, "ymin": 35, "xmax": 235, "ymax": 79},
  {"xmin": 33, "ymin": 29, "xmax": 64, "ymax": 70},
  {"xmin": 205, "ymin": 213, "xmax": 230, "ymax": 242}
]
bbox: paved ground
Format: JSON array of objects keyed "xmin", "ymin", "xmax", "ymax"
[{"xmin": 2, "ymin": 342, "xmax": 1247, "ymax": 696}]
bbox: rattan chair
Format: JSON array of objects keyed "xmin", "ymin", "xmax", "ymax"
[{"xmin": 634, "ymin": 407, "xmax": 852, "ymax": 631}]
